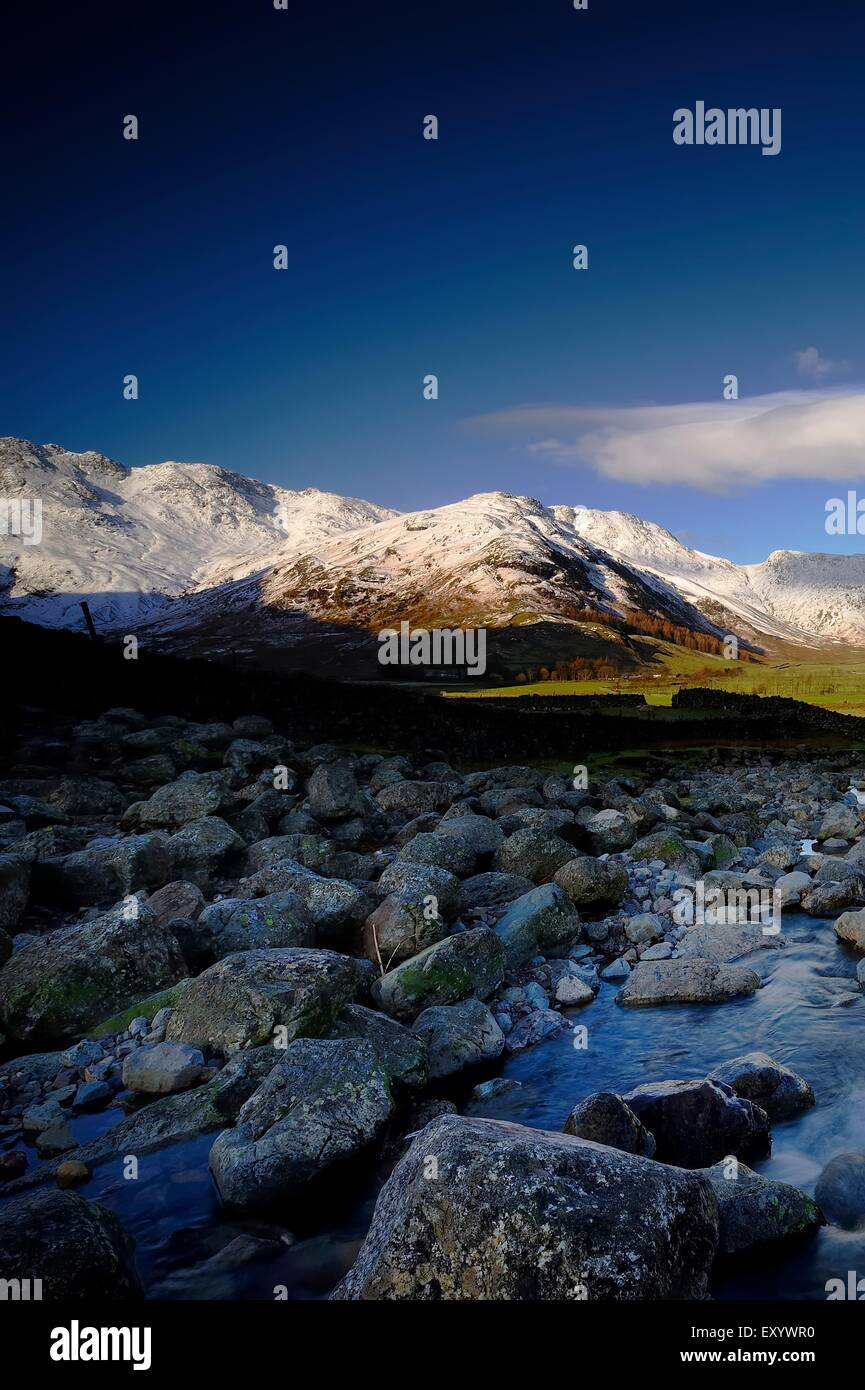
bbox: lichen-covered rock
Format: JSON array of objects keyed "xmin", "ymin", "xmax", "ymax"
[
  {"xmin": 629, "ymin": 832, "xmax": 702, "ymax": 877},
  {"xmin": 700, "ymin": 1161, "xmax": 823, "ymax": 1257},
  {"xmin": 676, "ymin": 922, "xmax": 785, "ymax": 964},
  {"xmin": 493, "ymin": 829, "xmax": 577, "ymax": 883},
  {"xmin": 330, "ymin": 1003, "xmax": 428, "ymax": 1089},
  {"xmin": 707, "ymin": 1051, "xmax": 815, "ymax": 1122},
  {"xmin": 41, "ymin": 833, "xmax": 173, "ymax": 907},
  {"xmin": 370, "ymin": 927, "xmax": 505, "ymax": 1021},
  {"xmin": 209, "ymin": 1037, "xmax": 393, "ymax": 1207},
  {"xmin": 135, "ymin": 772, "xmax": 228, "ymax": 828},
  {"xmin": 553, "ymin": 856, "xmax": 628, "ymax": 913},
  {"xmin": 361, "ymin": 891, "xmax": 448, "ymax": 967},
  {"xmin": 563, "ymin": 1092, "xmax": 656, "ymax": 1157},
  {"xmin": 396, "ymin": 832, "xmax": 477, "ymax": 878},
  {"xmin": 332, "ymin": 1114, "xmax": 719, "ymax": 1300},
  {"xmin": 167, "ymin": 816, "xmax": 245, "ymax": 885},
  {"xmin": 165, "ymin": 947, "xmax": 373, "ymax": 1053},
  {"xmin": 622, "ymin": 1078, "xmax": 770, "ymax": 1168},
  {"xmin": 306, "ymin": 762, "xmax": 365, "ymax": 821},
  {"xmin": 239, "ymin": 860, "xmax": 374, "ymax": 939},
  {"xmin": 412, "ymin": 998, "xmax": 504, "ymax": 1079},
  {"xmin": 0, "ymin": 1188, "xmax": 140, "ymax": 1298},
  {"xmin": 375, "ymin": 780, "xmax": 453, "ymax": 820},
  {"xmin": 493, "ymin": 883, "xmax": 581, "ymax": 968},
  {"xmin": 198, "ymin": 892, "xmax": 315, "ymax": 957},
  {"xmin": 616, "ymin": 958, "xmax": 761, "ymax": 1007},
  {"xmin": 0, "ymin": 898, "xmax": 187, "ymax": 1042}
]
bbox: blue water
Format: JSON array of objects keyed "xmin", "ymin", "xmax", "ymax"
[{"xmin": 6, "ymin": 912, "xmax": 864, "ymax": 1299}]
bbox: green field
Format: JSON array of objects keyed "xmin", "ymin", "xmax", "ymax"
[{"xmin": 445, "ymin": 641, "xmax": 865, "ymax": 717}]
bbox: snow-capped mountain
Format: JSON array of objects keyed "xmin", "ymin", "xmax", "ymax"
[
  {"xmin": 3, "ymin": 439, "xmax": 864, "ymax": 664},
  {"xmin": 569, "ymin": 508, "xmax": 865, "ymax": 644},
  {"xmin": 0, "ymin": 439, "xmax": 396, "ymax": 629}
]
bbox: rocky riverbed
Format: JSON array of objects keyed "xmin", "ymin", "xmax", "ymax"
[{"xmin": 2, "ymin": 705, "xmax": 865, "ymax": 1299}]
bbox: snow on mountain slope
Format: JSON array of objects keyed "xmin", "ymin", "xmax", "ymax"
[
  {"xmin": 569, "ymin": 507, "xmax": 865, "ymax": 644},
  {"xmin": 138, "ymin": 491, "xmax": 723, "ymax": 655},
  {"xmin": 0, "ymin": 439, "xmax": 396, "ymax": 629}
]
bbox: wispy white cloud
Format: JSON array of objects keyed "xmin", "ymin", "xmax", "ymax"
[
  {"xmin": 466, "ymin": 390, "xmax": 865, "ymax": 493},
  {"xmin": 794, "ymin": 346, "xmax": 850, "ymax": 380}
]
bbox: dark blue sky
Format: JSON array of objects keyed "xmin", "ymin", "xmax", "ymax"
[{"xmin": 2, "ymin": 0, "xmax": 864, "ymax": 561}]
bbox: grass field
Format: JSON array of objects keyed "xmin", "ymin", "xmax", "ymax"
[{"xmin": 445, "ymin": 641, "xmax": 865, "ymax": 716}]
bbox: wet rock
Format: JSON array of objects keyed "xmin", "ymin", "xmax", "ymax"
[
  {"xmin": 370, "ymin": 927, "xmax": 505, "ymax": 1021},
  {"xmin": 0, "ymin": 1188, "xmax": 140, "ymax": 1298},
  {"xmin": 333, "ymin": 1114, "xmax": 719, "ymax": 1300},
  {"xmin": 493, "ymin": 883, "xmax": 582, "ymax": 968},
  {"xmin": 55, "ymin": 1160, "xmax": 91, "ymax": 1189},
  {"xmin": 166, "ymin": 947, "xmax": 373, "ymax": 1053},
  {"xmin": 412, "ymin": 998, "xmax": 504, "ymax": 1078},
  {"xmin": 676, "ymin": 921, "xmax": 785, "ymax": 963},
  {"xmin": 707, "ymin": 1051, "xmax": 815, "ymax": 1122},
  {"xmin": 814, "ymin": 1151, "xmax": 865, "ymax": 1229},
  {"xmin": 623, "ymin": 1078, "xmax": 770, "ymax": 1168},
  {"xmin": 701, "ymin": 1161, "xmax": 823, "ymax": 1257},
  {"xmin": 834, "ymin": 907, "xmax": 865, "ymax": 952},
  {"xmin": 563, "ymin": 1091, "xmax": 656, "ymax": 1157},
  {"xmin": 616, "ymin": 958, "xmax": 761, "ymax": 1008},
  {"xmin": 209, "ymin": 1037, "xmax": 393, "ymax": 1207},
  {"xmin": 505, "ymin": 1008, "xmax": 572, "ymax": 1053}
]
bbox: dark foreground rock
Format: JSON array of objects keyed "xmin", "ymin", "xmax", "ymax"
[
  {"xmin": 700, "ymin": 1162, "xmax": 823, "ymax": 1257},
  {"xmin": 333, "ymin": 1114, "xmax": 719, "ymax": 1300},
  {"xmin": 0, "ymin": 1188, "xmax": 140, "ymax": 1298},
  {"xmin": 209, "ymin": 1038, "xmax": 393, "ymax": 1207},
  {"xmin": 622, "ymin": 1078, "xmax": 771, "ymax": 1168}
]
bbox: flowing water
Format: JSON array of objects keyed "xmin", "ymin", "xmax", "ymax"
[{"xmin": 6, "ymin": 912, "xmax": 865, "ymax": 1300}]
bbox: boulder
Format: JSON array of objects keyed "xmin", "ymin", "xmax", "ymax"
[
  {"xmin": 493, "ymin": 829, "xmax": 577, "ymax": 883},
  {"xmin": 361, "ymin": 892, "xmax": 448, "ymax": 968},
  {"xmin": 198, "ymin": 892, "xmax": 315, "ymax": 957},
  {"xmin": 814, "ymin": 1151, "xmax": 865, "ymax": 1230},
  {"xmin": 0, "ymin": 854, "xmax": 30, "ymax": 932},
  {"xmin": 395, "ymin": 832, "xmax": 476, "ymax": 878},
  {"xmin": 0, "ymin": 898, "xmax": 187, "ymax": 1042},
  {"xmin": 701, "ymin": 1161, "xmax": 823, "ymax": 1257},
  {"xmin": 165, "ymin": 947, "xmax": 373, "ymax": 1053},
  {"xmin": 622, "ymin": 1078, "xmax": 770, "ymax": 1167},
  {"xmin": 616, "ymin": 958, "xmax": 761, "ymax": 1007},
  {"xmin": 306, "ymin": 763, "xmax": 365, "ymax": 821},
  {"xmin": 834, "ymin": 907, "xmax": 865, "ymax": 952},
  {"xmin": 553, "ymin": 856, "xmax": 628, "ymax": 914},
  {"xmin": 629, "ymin": 832, "xmax": 702, "ymax": 877},
  {"xmin": 135, "ymin": 772, "xmax": 227, "ymax": 828},
  {"xmin": 370, "ymin": 927, "xmax": 505, "ymax": 1021},
  {"xmin": 42, "ymin": 833, "xmax": 173, "ymax": 907},
  {"xmin": 0, "ymin": 1189, "xmax": 140, "ymax": 1298},
  {"xmin": 707, "ymin": 1051, "xmax": 815, "ymax": 1122},
  {"xmin": 146, "ymin": 879, "xmax": 205, "ymax": 926},
  {"xmin": 209, "ymin": 1038, "xmax": 393, "ymax": 1207},
  {"xmin": 330, "ymin": 1003, "xmax": 428, "ymax": 1089},
  {"xmin": 122, "ymin": 1041, "xmax": 205, "ymax": 1095},
  {"xmin": 563, "ymin": 1092, "xmax": 656, "ymax": 1157},
  {"xmin": 585, "ymin": 809, "xmax": 635, "ymax": 854},
  {"xmin": 493, "ymin": 883, "xmax": 581, "ymax": 968},
  {"xmin": 676, "ymin": 922, "xmax": 785, "ymax": 964},
  {"xmin": 333, "ymin": 1114, "xmax": 719, "ymax": 1300},
  {"xmin": 168, "ymin": 816, "xmax": 245, "ymax": 884},
  {"xmin": 412, "ymin": 998, "xmax": 505, "ymax": 1079}
]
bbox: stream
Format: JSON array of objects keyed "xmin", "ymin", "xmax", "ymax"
[{"xmin": 20, "ymin": 907, "xmax": 860, "ymax": 1301}]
